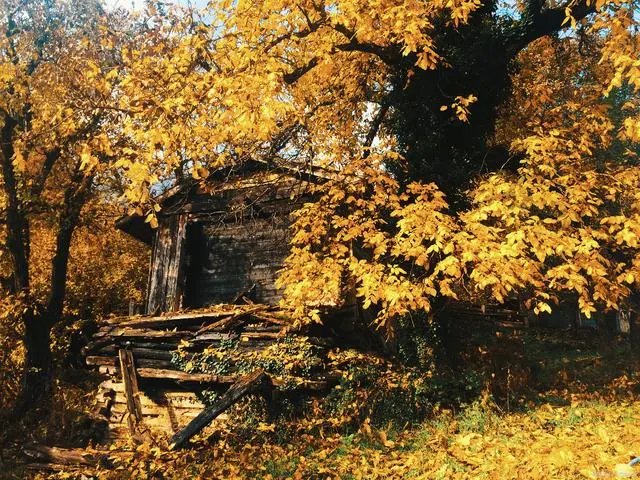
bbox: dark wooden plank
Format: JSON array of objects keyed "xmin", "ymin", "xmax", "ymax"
[
  {"xmin": 191, "ymin": 332, "xmax": 239, "ymax": 342},
  {"xmin": 93, "ymin": 341, "xmax": 180, "ymax": 351},
  {"xmin": 166, "ymin": 213, "xmax": 188, "ymax": 312},
  {"xmin": 23, "ymin": 445, "xmax": 135, "ymax": 469},
  {"xmin": 102, "ymin": 309, "xmax": 242, "ymax": 327},
  {"xmin": 86, "ymin": 355, "xmax": 174, "ymax": 370},
  {"xmin": 168, "ymin": 370, "xmax": 272, "ymax": 450},
  {"xmin": 194, "ymin": 306, "xmax": 264, "ymax": 335},
  {"xmin": 100, "ymin": 327, "xmax": 193, "ymax": 340},
  {"xmin": 146, "ymin": 218, "xmax": 170, "ymax": 314},
  {"xmin": 94, "ymin": 346, "xmax": 174, "ymax": 361},
  {"xmin": 22, "ymin": 445, "xmax": 112, "ymax": 467}
]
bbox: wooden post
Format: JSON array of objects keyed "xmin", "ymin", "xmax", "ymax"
[
  {"xmin": 118, "ymin": 348, "xmax": 143, "ymax": 436},
  {"xmin": 168, "ymin": 369, "xmax": 271, "ymax": 450},
  {"xmin": 146, "ymin": 214, "xmax": 188, "ymax": 314}
]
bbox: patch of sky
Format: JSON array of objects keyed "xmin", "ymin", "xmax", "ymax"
[{"xmin": 103, "ymin": 0, "xmax": 210, "ymax": 12}]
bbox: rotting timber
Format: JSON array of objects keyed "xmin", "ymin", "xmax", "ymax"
[
  {"xmin": 81, "ymin": 163, "xmax": 349, "ymax": 445},
  {"xmin": 83, "ymin": 304, "xmax": 340, "ymax": 444}
]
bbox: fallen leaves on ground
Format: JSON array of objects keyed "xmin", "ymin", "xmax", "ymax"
[{"xmin": 27, "ymin": 373, "xmax": 640, "ymax": 480}]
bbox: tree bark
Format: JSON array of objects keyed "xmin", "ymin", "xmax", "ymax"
[
  {"xmin": 12, "ymin": 173, "xmax": 92, "ymax": 413},
  {"xmin": 14, "ymin": 310, "xmax": 53, "ymax": 415},
  {"xmin": 0, "ymin": 116, "xmax": 30, "ymax": 292},
  {"xmin": 432, "ymin": 298, "xmax": 462, "ymax": 368}
]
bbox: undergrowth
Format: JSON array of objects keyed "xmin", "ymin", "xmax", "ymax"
[{"xmin": 3, "ymin": 320, "xmax": 640, "ymax": 479}]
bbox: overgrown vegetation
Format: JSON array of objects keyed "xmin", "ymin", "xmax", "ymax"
[
  {"xmin": 4, "ymin": 322, "xmax": 640, "ymax": 479},
  {"xmin": 1, "ymin": 0, "xmax": 640, "ymax": 477}
]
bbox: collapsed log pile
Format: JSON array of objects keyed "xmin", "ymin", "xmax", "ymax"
[{"xmin": 84, "ymin": 304, "xmax": 338, "ymax": 443}]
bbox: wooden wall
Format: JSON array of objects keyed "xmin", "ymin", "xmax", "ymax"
[
  {"xmin": 145, "ymin": 175, "xmax": 313, "ymax": 313},
  {"xmin": 184, "ymin": 216, "xmax": 290, "ymax": 307}
]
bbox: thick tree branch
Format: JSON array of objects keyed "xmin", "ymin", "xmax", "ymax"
[
  {"xmin": 282, "ymin": 18, "xmax": 401, "ymax": 85},
  {"xmin": 363, "ymin": 103, "xmax": 390, "ymax": 157},
  {"xmin": 30, "ymin": 149, "xmax": 60, "ymax": 197},
  {"xmin": 507, "ymin": 0, "xmax": 597, "ymax": 56},
  {"xmin": 265, "ymin": 15, "xmax": 323, "ymax": 53},
  {"xmin": 30, "ymin": 116, "xmax": 102, "ymax": 198},
  {"xmin": 332, "ymin": 23, "xmax": 400, "ymax": 66},
  {"xmin": 283, "ymin": 57, "xmax": 319, "ymax": 84}
]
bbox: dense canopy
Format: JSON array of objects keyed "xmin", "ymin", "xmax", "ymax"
[{"xmin": 0, "ymin": 0, "xmax": 639, "ymax": 410}]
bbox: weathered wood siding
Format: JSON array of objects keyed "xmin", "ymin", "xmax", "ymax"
[
  {"xmin": 146, "ymin": 214, "xmax": 188, "ymax": 314},
  {"xmin": 144, "ymin": 174, "xmax": 314, "ymax": 311},
  {"xmin": 184, "ymin": 216, "xmax": 290, "ymax": 307}
]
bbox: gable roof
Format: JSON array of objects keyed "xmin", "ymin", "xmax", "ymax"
[{"xmin": 117, "ymin": 159, "xmax": 328, "ymax": 245}]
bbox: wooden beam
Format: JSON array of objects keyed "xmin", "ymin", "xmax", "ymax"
[
  {"xmin": 96, "ymin": 327, "xmax": 193, "ymax": 340},
  {"xmin": 135, "ymin": 368, "xmax": 237, "ymax": 384},
  {"xmin": 102, "ymin": 308, "xmax": 251, "ymax": 327},
  {"xmin": 86, "ymin": 355, "xmax": 174, "ymax": 370},
  {"xmin": 22, "ymin": 445, "xmax": 120, "ymax": 467},
  {"xmin": 191, "ymin": 332, "xmax": 239, "ymax": 342},
  {"xmin": 22, "ymin": 445, "xmax": 136, "ymax": 472},
  {"xmin": 118, "ymin": 348, "xmax": 143, "ymax": 436},
  {"xmin": 99, "ymin": 366, "xmax": 336, "ymax": 391},
  {"xmin": 146, "ymin": 214, "xmax": 188, "ymax": 314},
  {"xmin": 168, "ymin": 369, "xmax": 272, "ymax": 450}
]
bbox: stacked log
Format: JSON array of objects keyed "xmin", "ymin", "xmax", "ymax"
[{"xmin": 84, "ymin": 304, "xmax": 336, "ymax": 442}]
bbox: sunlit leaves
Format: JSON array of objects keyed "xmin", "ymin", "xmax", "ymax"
[{"xmin": 278, "ymin": 156, "xmax": 460, "ymax": 329}]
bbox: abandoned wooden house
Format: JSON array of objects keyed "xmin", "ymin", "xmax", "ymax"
[
  {"xmin": 82, "ymin": 159, "xmax": 557, "ymax": 448},
  {"xmin": 84, "ymin": 160, "xmax": 343, "ymax": 445},
  {"xmin": 118, "ymin": 159, "xmax": 327, "ymax": 314}
]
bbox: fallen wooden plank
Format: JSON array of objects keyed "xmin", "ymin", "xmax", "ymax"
[
  {"xmin": 99, "ymin": 380, "xmax": 201, "ymax": 396},
  {"xmin": 108, "ymin": 412, "xmax": 204, "ymax": 429},
  {"xmin": 85, "ymin": 340, "xmax": 180, "ymax": 355},
  {"xmin": 108, "ymin": 387, "xmax": 208, "ymax": 407},
  {"xmin": 251, "ymin": 312, "xmax": 288, "ymax": 326},
  {"xmin": 135, "ymin": 368, "xmax": 238, "ymax": 384},
  {"xmin": 111, "ymin": 391, "xmax": 206, "ymax": 409},
  {"xmin": 195, "ymin": 306, "xmax": 265, "ymax": 335},
  {"xmin": 87, "ymin": 356, "xmax": 174, "ymax": 370},
  {"xmin": 22, "ymin": 445, "xmax": 114, "ymax": 467},
  {"xmin": 95, "ymin": 346, "xmax": 174, "ymax": 361},
  {"xmin": 97, "ymin": 328, "xmax": 193, "ymax": 340},
  {"xmin": 118, "ymin": 349, "xmax": 143, "ymax": 434},
  {"xmin": 190, "ymin": 332, "xmax": 239, "ymax": 343},
  {"xmin": 100, "ymin": 367, "xmax": 336, "ymax": 391},
  {"xmin": 111, "ymin": 403, "xmax": 207, "ymax": 417},
  {"xmin": 242, "ymin": 325, "xmax": 283, "ymax": 333},
  {"xmin": 102, "ymin": 308, "xmax": 258, "ymax": 327},
  {"xmin": 168, "ymin": 369, "xmax": 272, "ymax": 450}
]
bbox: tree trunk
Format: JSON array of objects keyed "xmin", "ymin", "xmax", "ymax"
[
  {"xmin": 14, "ymin": 311, "xmax": 53, "ymax": 415},
  {"xmin": 432, "ymin": 301, "xmax": 462, "ymax": 368},
  {"xmin": 13, "ymin": 174, "xmax": 92, "ymax": 414}
]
